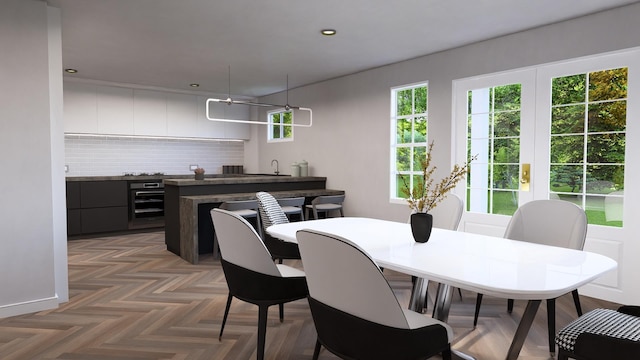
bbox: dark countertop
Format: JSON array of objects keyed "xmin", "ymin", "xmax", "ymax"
[
  {"xmin": 164, "ymin": 176, "xmax": 326, "ymax": 187},
  {"xmin": 181, "ymin": 188, "xmax": 344, "ymax": 204},
  {"xmin": 65, "ymin": 174, "xmax": 287, "ymax": 182}
]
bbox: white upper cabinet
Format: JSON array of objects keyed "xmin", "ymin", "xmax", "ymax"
[
  {"xmin": 63, "ymin": 82, "xmax": 98, "ymax": 133},
  {"xmin": 197, "ymin": 96, "xmax": 227, "ymax": 138},
  {"xmin": 97, "ymin": 86, "xmax": 134, "ymax": 135},
  {"xmin": 133, "ymin": 89, "xmax": 167, "ymax": 136},
  {"xmin": 63, "ymin": 81, "xmax": 249, "ymax": 139},
  {"xmin": 223, "ymin": 101, "xmax": 252, "ymax": 139},
  {"xmin": 167, "ymin": 93, "xmax": 200, "ymax": 137}
]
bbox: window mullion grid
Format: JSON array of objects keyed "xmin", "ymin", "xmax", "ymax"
[{"xmin": 489, "ymin": 88, "xmax": 496, "ymax": 214}]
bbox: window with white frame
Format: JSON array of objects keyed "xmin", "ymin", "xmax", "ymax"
[
  {"xmin": 457, "ymin": 59, "xmax": 630, "ymax": 227},
  {"xmin": 268, "ymin": 109, "xmax": 293, "ymax": 142},
  {"xmin": 390, "ymin": 83, "xmax": 428, "ymax": 200}
]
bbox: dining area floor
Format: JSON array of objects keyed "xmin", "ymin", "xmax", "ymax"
[{"xmin": 0, "ymin": 230, "xmax": 620, "ymax": 360}]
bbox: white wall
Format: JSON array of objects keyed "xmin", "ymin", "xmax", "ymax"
[
  {"xmin": 48, "ymin": 5, "xmax": 69, "ymax": 306},
  {"xmin": 0, "ymin": 0, "xmax": 64, "ymax": 317},
  {"xmin": 255, "ymin": 3, "xmax": 640, "ymax": 223}
]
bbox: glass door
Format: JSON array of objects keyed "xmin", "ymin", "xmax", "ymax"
[
  {"xmin": 453, "ymin": 49, "xmax": 640, "ymax": 304},
  {"xmin": 453, "ymin": 69, "xmax": 536, "ymax": 236}
]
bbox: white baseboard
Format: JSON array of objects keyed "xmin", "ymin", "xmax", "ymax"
[{"xmin": 0, "ymin": 296, "xmax": 59, "ymax": 318}]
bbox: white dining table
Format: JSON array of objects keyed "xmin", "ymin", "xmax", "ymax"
[{"xmin": 267, "ymin": 217, "xmax": 617, "ymax": 360}]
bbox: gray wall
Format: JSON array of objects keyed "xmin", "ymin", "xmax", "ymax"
[
  {"xmin": 254, "ymin": 3, "xmax": 640, "ymax": 223},
  {"xmin": 0, "ymin": 0, "xmax": 67, "ymax": 316}
]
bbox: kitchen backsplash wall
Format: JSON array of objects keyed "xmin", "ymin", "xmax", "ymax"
[{"xmin": 65, "ymin": 135, "xmax": 244, "ymax": 176}]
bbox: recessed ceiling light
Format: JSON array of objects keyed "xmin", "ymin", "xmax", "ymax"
[
  {"xmin": 190, "ymin": 83, "xmax": 200, "ymax": 87},
  {"xmin": 64, "ymin": 68, "xmax": 78, "ymax": 73},
  {"xmin": 320, "ymin": 29, "xmax": 336, "ymax": 36}
]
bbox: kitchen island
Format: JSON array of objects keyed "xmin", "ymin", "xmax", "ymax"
[{"xmin": 164, "ymin": 175, "xmax": 344, "ymax": 264}]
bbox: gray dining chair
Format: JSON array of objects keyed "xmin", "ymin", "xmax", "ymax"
[
  {"xmin": 474, "ymin": 199, "xmax": 588, "ymax": 354},
  {"xmin": 212, "ymin": 199, "xmax": 262, "ymax": 259},
  {"xmin": 210, "ymin": 208, "xmax": 307, "ymax": 360},
  {"xmin": 305, "ymin": 194, "xmax": 345, "ymax": 220},
  {"xmin": 277, "ymin": 196, "xmax": 305, "ymax": 221},
  {"xmin": 220, "ymin": 199, "xmax": 262, "ymax": 237},
  {"xmin": 297, "ymin": 228, "xmax": 453, "ymax": 360}
]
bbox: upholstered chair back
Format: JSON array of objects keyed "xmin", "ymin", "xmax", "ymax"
[
  {"xmin": 297, "ymin": 229, "xmax": 409, "ymax": 329},
  {"xmin": 505, "ymin": 199, "xmax": 587, "ymax": 250},
  {"xmin": 211, "ymin": 208, "xmax": 281, "ymax": 277}
]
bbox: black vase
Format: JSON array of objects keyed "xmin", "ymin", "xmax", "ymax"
[{"xmin": 410, "ymin": 212, "xmax": 433, "ymax": 243}]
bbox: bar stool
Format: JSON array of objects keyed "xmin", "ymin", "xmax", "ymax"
[
  {"xmin": 305, "ymin": 194, "xmax": 345, "ymax": 220},
  {"xmin": 277, "ymin": 197, "xmax": 305, "ymax": 221},
  {"xmin": 213, "ymin": 199, "xmax": 262, "ymax": 259}
]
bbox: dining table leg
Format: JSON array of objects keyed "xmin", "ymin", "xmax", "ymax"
[
  {"xmin": 409, "ymin": 277, "xmax": 427, "ymax": 312},
  {"xmin": 432, "ymin": 283, "xmax": 477, "ymax": 360},
  {"xmin": 505, "ymin": 300, "xmax": 541, "ymax": 360}
]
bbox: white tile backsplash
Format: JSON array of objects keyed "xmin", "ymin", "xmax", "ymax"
[{"xmin": 65, "ymin": 135, "xmax": 244, "ymax": 176}]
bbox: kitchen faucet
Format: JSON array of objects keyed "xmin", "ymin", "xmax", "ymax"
[{"xmin": 271, "ymin": 159, "xmax": 279, "ymax": 175}]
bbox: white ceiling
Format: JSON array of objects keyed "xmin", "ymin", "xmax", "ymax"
[{"xmin": 48, "ymin": 0, "xmax": 638, "ymax": 98}]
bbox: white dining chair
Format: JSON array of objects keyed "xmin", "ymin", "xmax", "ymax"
[
  {"xmin": 474, "ymin": 199, "xmax": 588, "ymax": 354},
  {"xmin": 210, "ymin": 208, "xmax": 307, "ymax": 360},
  {"xmin": 297, "ymin": 228, "xmax": 453, "ymax": 360}
]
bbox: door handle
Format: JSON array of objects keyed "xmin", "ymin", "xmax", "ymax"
[{"xmin": 520, "ymin": 163, "xmax": 530, "ymax": 191}]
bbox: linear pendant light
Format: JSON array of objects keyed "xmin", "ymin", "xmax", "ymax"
[{"xmin": 206, "ymin": 68, "xmax": 312, "ymax": 127}]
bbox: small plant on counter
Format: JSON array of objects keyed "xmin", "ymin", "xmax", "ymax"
[{"xmin": 194, "ymin": 167, "xmax": 205, "ymax": 180}]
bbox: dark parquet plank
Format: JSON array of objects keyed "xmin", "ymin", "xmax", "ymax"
[{"xmin": 0, "ymin": 231, "xmax": 620, "ymax": 360}]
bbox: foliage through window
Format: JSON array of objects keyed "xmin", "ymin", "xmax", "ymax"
[
  {"xmin": 467, "ymin": 84, "xmax": 522, "ymax": 216},
  {"xmin": 550, "ymin": 67, "xmax": 627, "ymax": 227},
  {"xmin": 391, "ymin": 83, "xmax": 428, "ymax": 200},
  {"xmin": 268, "ymin": 109, "xmax": 293, "ymax": 142}
]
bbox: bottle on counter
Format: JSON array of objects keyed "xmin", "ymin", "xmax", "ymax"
[
  {"xmin": 299, "ymin": 160, "xmax": 308, "ymax": 177},
  {"xmin": 291, "ymin": 162, "xmax": 300, "ymax": 177}
]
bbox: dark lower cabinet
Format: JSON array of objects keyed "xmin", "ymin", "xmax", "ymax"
[
  {"xmin": 67, "ymin": 209, "xmax": 82, "ymax": 236},
  {"xmin": 67, "ymin": 180, "xmax": 129, "ymax": 237},
  {"xmin": 80, "ymin": 207, "xmax": 128, "ymax": 234}
]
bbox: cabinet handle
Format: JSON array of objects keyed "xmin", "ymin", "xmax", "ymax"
[{"xmin": 135, "ymin": 191, "xmax": 164, "ymax": 196}]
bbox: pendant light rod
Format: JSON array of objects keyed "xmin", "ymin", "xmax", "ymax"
[
  {"xmin": 206, "ymin": 71, "xmax": 312, "ymax": 126},
  {"xmin": 206, "ymin": 98, "xmax": 312, "ymax": 127}
]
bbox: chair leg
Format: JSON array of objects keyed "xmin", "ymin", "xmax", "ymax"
[
  {"xmin": 457, "ymin": 287, "xmax": 463, "ymax": 300},
  {"xmin": 257, "ymin": 305, "xmax": 269, "ymax": 360},
  {"xmin": 473, "ymin": 293, "xmax": 483, "ymax": 327},
  {"xmin": 219, "ymin": 293, "xmax": 233, "ymax": 341},
  {"xmin": 572, "ymin": 289, "xmax": 583, "ymax": 316},
  {"xmin": 312, "ymin": 338, "xmax": 322, "ymax": 360},
  {"xmin": 441, "ymin": 345, "xmax": 452, "ymax": 360},
  {"xmin": 557, "ymin": 348, "xmax": 570, "ymax": 360},
  {"xmin": 279, "ymin": 303, "xmax": 284, "ymax": 322},
  {"xmin": 547, "ymin": 298, "xmax": 556, "ymax": 354},
  {"xmin": 507, "ymin": 298, "xmax": 514, "ymax": 313}
]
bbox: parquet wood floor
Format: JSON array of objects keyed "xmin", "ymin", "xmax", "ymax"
[{"xmin": 0, "ymin": 231, "xmax": 619, "ymax": 359}]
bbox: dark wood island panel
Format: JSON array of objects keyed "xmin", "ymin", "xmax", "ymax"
[{"xmin": 163, "ymin": 176, "xmax": 343, "ymax": 263}]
